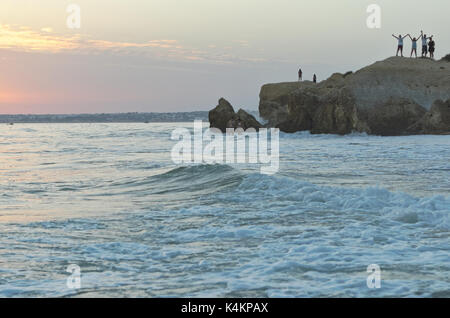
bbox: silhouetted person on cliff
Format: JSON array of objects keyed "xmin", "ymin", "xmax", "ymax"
[
  {"xmin": 298, "ymin": 68, "xmax": 302, "ymax": 81},
  {"xmin": 392, "ymin": 34, "xmax": 408, "ymax": 57},
  {"xmin": 313, "ymin": 74, "xmax": 317, "ymax": 83},
  {"xmin": 428, "ymin": 37, "xmax": 435, "ymax": 59}
]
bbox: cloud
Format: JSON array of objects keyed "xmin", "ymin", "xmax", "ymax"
[
  {"xmin": 0, "ymin": 24, "xmax": 180, "ymax": 53},
  {"xmin": 0, "ymin": 24, "xmax": 81, "ymax": 51},
  {"xmin": 234, "ymin": 40, "xmax": 250, "ymax": 47},
  {"xmin": 40, "ymin": 27, "xmax": 53, "ymax": 33},
  {"xmin": 0, "ymin": 24, "xmax": 267, "ymax": 65}
]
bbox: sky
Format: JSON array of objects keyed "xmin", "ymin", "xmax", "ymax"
[{"xmin": 0, "ymin": 0, "xmax": 449, "ymax": 114}]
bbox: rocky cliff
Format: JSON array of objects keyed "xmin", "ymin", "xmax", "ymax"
[{"xmin": 259, "ymin": 56, "xmax": 450, "ymax": 135}]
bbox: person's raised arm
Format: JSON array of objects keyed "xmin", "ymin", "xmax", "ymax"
[
  {"xmin": 402, "ymin": 34, "xmax": 409, "ymax": 39},
  {"xmin": 407, "ymin": 34, "xmax": 413, "ymax": 40},
  {"xmin": 392, "ymin": 34, "xmax": 399, "ymax": 39}
]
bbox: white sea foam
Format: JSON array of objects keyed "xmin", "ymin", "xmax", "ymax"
[
  {"xmin": 0, "ymin": 123, "xmax": 448, "ymax": 297},
  {"xmin": 232, "ymin": 173, "xmax": 450, "ymax": 230}
]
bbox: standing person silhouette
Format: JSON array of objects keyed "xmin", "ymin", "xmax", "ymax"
[
  {"xmin": 419, "ymin": 31, "xmax": 433, "ymax": 57},
  {"xmin": 298, "ymin": 68, "xmax": 302, "ymax": 81},
  {"xmin": 392, "ymin": 34, "xmax": 408, "ymax": 57},
  {"xmin": 428, "ymin": 36, "xmax": 435, "ymax": 59},
  {"xmin": 408, "ymin": 34, "xmax": 419, "ymax": 58},
  {"xmin": 313, "ymin": 74, "xmax": 317, "ymax": 83}
]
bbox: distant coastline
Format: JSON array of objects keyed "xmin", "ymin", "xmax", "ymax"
[{"xmin": 0, "ymin": 112, "xmax": 211, "ymax": 124}]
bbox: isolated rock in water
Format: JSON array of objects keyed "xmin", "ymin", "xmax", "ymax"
[
  {"xmin": 209, "ymin": 98, "xmax": 262, "ymax": 132},
  {"xmin": 235, "ymin": 109, "xmax": 263, "ymax": 130},
  {"xmin": 208, "ymin": 98, "xmax": 236, "ymax": 132},
  {"xmin": 258, "ymin": 56, "xmax": 450, "ymax": 135}
]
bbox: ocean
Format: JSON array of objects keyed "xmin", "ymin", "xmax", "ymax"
[{"xmin": 0, "ymin": 122, "xmax": 449, "ymax": 297}]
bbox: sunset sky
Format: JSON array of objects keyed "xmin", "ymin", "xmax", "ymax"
[{"xmin": 1, "ymin": 0, "xmax": 449, "ymax": 114}]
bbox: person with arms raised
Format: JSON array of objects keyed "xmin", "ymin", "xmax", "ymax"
[
  {"xmin": 419, "ymin": 31, "xmax": 433, "ymax": 57},
  {"xmin": 392, "ymin": 34, "xmax": 409, "ymax": 57},
  {"xmin": 407, "ymin": 34, "xmax": 419, "ymax": 58}
]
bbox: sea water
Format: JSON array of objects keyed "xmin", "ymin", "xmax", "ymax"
[{"xmin": 0, "ymin": 123, "xmax": 448, "ymax": 297}]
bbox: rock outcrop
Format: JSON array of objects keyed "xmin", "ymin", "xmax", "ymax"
[
  {"xmin": 259, "ymin": 82, "xmax": 314, "ymax": 126},
  {"xmin": 208, "ymin": 98, "xmax": 236, "ymax": 132},
  {"xmin": 407, "ymin": 99, "xmax": 450, "ymax": 134},
  {"xmin": 209, "ymin": 98, "xmax": 262, "ymax": 132},
  {"xmin": 365, "ymin": 97, "xmax": 427, "ymax": 136},
  {"xmin": 259, "ymin": 56, "xmax": 450, "ymax": 135}
]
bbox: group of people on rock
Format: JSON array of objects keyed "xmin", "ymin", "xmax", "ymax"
[
  {"xmin": 296, "ymin": 30, "xmax": 436, "ymax": 83},
  {"xmin": 392, "ymin": 30, "xmax": 435, "ymax": 58},
  {"xmin": 298, "ymin": 69, "xmax": 316, "ymax": 83}
]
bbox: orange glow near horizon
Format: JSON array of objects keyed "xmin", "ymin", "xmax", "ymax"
[
  {"xmin": 0, "ymin": 90, "xmax": 24, "ymax": 104},
  {"xmin": 0, "ymin": 89, "xmax": 43, "ymax": 113},
  {"xmin": 0, "ymin": 86, "xmax": 72, "ymax": 112}
]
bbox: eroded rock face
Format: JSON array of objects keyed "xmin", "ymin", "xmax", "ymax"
[
  {"xmin": 258, "ymin": 56, "xmax": 450, "ymax": 135},
  {"xmin": 209, "ymin": 98, "xmax": 262, "ymax": 132},
  {"xmin": 259, "ymin": 82, "xmax": 314, "ymax": 126},
  {"xmin": 425, "ymin": 99, "xmax": 450, "ymax": 132},
  {"xmin": 367, "ymin": 98, "xmax": 427, "ymax": 136},
  {"xmin": 279, "ymin": 86, "xmax": 367, "ymax": 135},
  {"xmin": 408, "ymin": 99, "xmax": 450, "ymax": 134}
]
